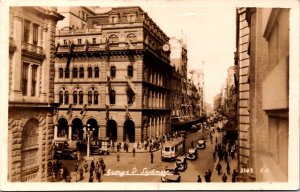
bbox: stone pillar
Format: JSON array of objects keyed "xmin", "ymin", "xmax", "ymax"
[
  {"xmin": 54, "ymin": 124, "xmax": 58, "ymax": 140},
  {"xmin": 68, "ymin": 124, "xmax": 72, "ymax": 140},
  {"xmin": 98, "ymin": 125, "xmax": 101, "ymax": 139}
]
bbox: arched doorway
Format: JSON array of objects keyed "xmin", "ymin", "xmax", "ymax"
[
  {"xmin": 106, "ymin": 120, "xmax": 117, "ymax": 141},
  {"xmin": 21, "ymin": 118, "xmax": 39, "ymax": 182},
  {"xmin": 72, "ymin": 118, "xmax": 83, "ymax": 140},
  {"xmin": 57, "ymin": 118, "xmax": 68, "ymax": 138},
  {"xmin": 87, "ymin": 118, "xmax": 99, "ymax": 141},
  {"xmin": 123, "ymin": 119, "xmax": 135, "ymax": 143}
]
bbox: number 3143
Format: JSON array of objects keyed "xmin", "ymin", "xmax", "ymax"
[{"xmin": 240, "ymin": 168, "xmax": 254, "ymax": 173}]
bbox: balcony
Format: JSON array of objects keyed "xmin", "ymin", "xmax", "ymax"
[{"xmin": 21, "ymin": 42, "xmax": 45, "ymax": 60}]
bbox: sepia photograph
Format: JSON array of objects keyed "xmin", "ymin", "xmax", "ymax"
[{"xmin": 0, "ymin": 0, "xmax": 299, "ymax": 190}]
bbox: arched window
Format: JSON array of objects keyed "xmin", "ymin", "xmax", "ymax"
[
  {"xmin": 65, "ymin": 68, "xmax": 70, "ymax": 78},
  {"xmin": 79, "ymin": 91, "xmax": 83, "ymax": 104},
  {"xmin": 94, "ymin": 91, "xmax": 98, "ymax": 105},
  {"xmin": 21, "ymin": 118, "xmax": 39, "ymax": 181},
  {"xmin": 110, "ymin": 66, "xmax": 116, "ymax": 77},
  {"xmin": 64, "ymin": 91, "xmax": 69, "ymax": 104},
  {"xmin": 108, "ymin": 34, "xmax": 119, "ymax": 44},
  {"xmin": 88, "ymin": 91, "xmax": 92, "ymax": 105},
  {"xmin": 79, "ymin": 67, "xmax": 84, "ymax": 78},
  {"xmin": 59, "ymin": 68, "xmax": 63, "ymax": 78},
  {"xmin": 127, "ymin": 89, "xmax": 134, "ymax": 105},
  {"xmin": 127, "ymin": 33, "xmax": 137, "ymax": 43},
  {"xmin": 73, "ymin": 91, "xmax": 78, "ymax": 105},
  {"xmin": 88, "ymin": 67, "xmax": 92, "ymax": 78},
  {"xmin": 59, "ymin": 91, "xmax": 63, "ymax": 104},
  {"xmin": 127, "ymin": 65, "xmax": 133, "ymax": 77},
  {"xmin": 109, "ymin": 90, "xmax": 116, "ymax": 105},
  {"xmin": 72, "ymin": 67, "xmax": 78, "ymax": 78},
  {"xmin": 94, "ymin": 67, "xmax": 99, "ymax": 78}
]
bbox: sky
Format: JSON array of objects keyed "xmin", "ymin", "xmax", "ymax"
[{"xmin": 100, "ymin": 0, "xmax": 237, "ymax": 105}]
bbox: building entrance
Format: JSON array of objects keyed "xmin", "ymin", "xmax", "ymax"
[
  {"xmin": 123, "ymin": 119, "xmax": 135, "ymax": 143},
  {"xmin": 72, "ymin": 118, "xmax": 83, "ymax": 140},
  {"xmin": 106, "ymin": 119, "xmax": 117, "ymax": 141}
]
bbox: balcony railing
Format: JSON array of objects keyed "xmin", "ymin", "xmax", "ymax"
[{"xmin": 22, "ymin": 42, "xmax": 45, "ymax": 56}]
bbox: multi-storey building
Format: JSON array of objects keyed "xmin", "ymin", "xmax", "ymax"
[
  {"xmin": 54, "ymin": 6, "xmax": 172, "ymax": 145},
  {"xmin": 236, "ymin": 8, "xmax": 289, "ymax": 182},
  {"xmin": 8, "ymin": 7, "xmax": 63, "ymax": 181}
]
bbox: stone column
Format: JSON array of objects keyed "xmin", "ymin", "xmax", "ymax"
[
  {"xmin": 68, "ymin": 124, "xmax": 72, "ymax": 140},
  {"xmin": 54, "ymin": 124, "xmax": 58, "ymax": 140}
]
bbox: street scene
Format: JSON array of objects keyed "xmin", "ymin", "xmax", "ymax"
[{"xmin": 4, "ymin": 0, "xmax": 298, "ymax": 190}]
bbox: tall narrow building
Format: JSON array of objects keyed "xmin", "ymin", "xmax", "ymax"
[{"xmin": 8, "ymin": 7, "xmax": 63, "ymax": 182}]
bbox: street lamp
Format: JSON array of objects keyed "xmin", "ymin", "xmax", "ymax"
[{"xmin": 86, "ymin": 124, "xmax": 95, "ymax": 158}]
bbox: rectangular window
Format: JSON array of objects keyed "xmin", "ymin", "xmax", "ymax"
[
  {"xmin": 92, "ymin": 38, "xmax": 96, "ymax": 44},
  {"xmin": 22, "ymin": 62, "xmax": 29, "ymax": 96},
  {"xmin": 31, "ymin": 65, "xmax": 38, "ymax": 96},
  {"xmin": 33, "ymin": 24, "xmax": 39, "ymax": 45},
  {"xmin": 23, "ymin": 20, "xmax": 30, "ymax": 43},
  {"xmin": 78, "ymin": 39, "xmax": 82, "ymax": 44}
]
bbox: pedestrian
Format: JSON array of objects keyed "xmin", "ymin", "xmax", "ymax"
[
  {"xmin": 216, "ymin": 137, "xmax": 218, "ymax": 143},
  {"xmin": 197, "ymin": 175, "xmax": 202, "ymax": 182},
  {"xmin": 213, "ymin": 151, "xmax": 216, "ymax": 161},
  {"xmin": 232, "ymin": 169, "xmax": 237, "ymax": 182},
  {"xmin": 74, "ymin": 162, "xmax": 79, "ymax": 172},
  {"xmin": 117, "ymin": 152, "xmax": 120, "ymax": 162},
  {"xmin": 132, "ymin": 147, "xmax": 136, "ymax": 157},
  {"xmin": 77, "ymin": 151, "xmax": 80, "ymax": 161},
  {"xmin": 89, "ymin": 176, "xmax": 93, "ymax": 182},
  {"xmin": 222, "ymin": 173, "xmax": 227, "ymax": 182},
  {"xmin": 204, "ymin": 172, "xmax": 209, "ymax": 182},
  {"xmin": 150, "ymin": 151, "xmax": 154, "ymax": 163},
  {"xmin": 216, "ymin": 161, "xmax": 222, "ymax": 175},
  {"xmin": 84, "ymin": 161, "xmax": 88, "ymax": 173},
  {"xmin": 79, "ymin": 166, "xmax": 83, "ymax": 181},
  {"xmin": 90, "ymin": 160, "xmax": 95, "ymax": 171},
  {"xmin": 226, "ymin": 163, "xmax": 231, "ymax": 175},
  {"xmin": 191, "ymin": 141, "xmax": 194, "ymax": 148},
  {"xmin": 208, "ymin": 169, "xmax": 212, "ymax": 181}
]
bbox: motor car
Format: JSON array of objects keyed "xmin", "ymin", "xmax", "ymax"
[
  {"xmin": 186, "ymin": 148, "xmax": 198, "ymax": 160},
  {"xmin": 178, "ymin": 130, "xmax": 186, "ymax": 139},
  {"xmin": 53, "ymin": 148, "xmax": 77, "ymax": 160},
  {"xmin": 161, "ymin": 164, "xmax": 181, "ymax": 182},
  {"xmin": 175, "ymin": 156, "xmax": 188, "ymax": 171},
  {"xmin": 197, "ymin": 139, "xmax": 206, "ymax": 149}
]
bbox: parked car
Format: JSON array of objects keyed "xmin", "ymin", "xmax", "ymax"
[
  {"xmin": 54, "ymin": 148, "xmax": 77, "ymax": 160},
  {"xmin": 161, "ymin": 164, "xmax": 181, "ymax": 182},
  {"xmin": 197, "ymin": 139, "xmax": 206, "ymax": 149},
  {"xmin": 186, "ymin": 148, "xmax": 198, "ymax": 160},
  {"xmin": 176, "ymin": 156, "xmax": 188, "ymax": 171}
]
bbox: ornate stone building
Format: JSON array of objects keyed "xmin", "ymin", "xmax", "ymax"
[
  {"xmin": 8, "ymin": 7, "xmax": 63, "ymax": 182},
  {"xmin": 54, "ymin": 6, "xmax": 172, "ymax": 145}
]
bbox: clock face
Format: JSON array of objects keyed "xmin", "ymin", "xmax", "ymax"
[{"xmin": 163, "ymin": 44, "xmax": 170, "ymax": 52}]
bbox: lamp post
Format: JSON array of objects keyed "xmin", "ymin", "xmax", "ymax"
[{"xmin": 86, "ymin": 124, "xmax": 94, "ymax": 159}]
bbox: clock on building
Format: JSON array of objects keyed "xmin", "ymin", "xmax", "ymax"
[{"xmin": 162, "ymin": 43, "xmax": 170, "ymax": 52}]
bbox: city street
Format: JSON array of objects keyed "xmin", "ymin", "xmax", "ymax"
[{"xmin": 57, "ymin": 130, "xmax": 225, "ymax": 182}]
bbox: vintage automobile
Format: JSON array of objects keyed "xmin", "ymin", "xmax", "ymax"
[
  {"xmin": 186, "ymin": 148, "xmax": 198, "ymax": 160},
  {"xmin": 161, "ymin": 164, "xmax": 181, "ymax": 182},
  {"xmin": 175, "ymin": 156, "xmax": 188, "ymax": 171},
  {"xmin": 90, "ymin": 137, "xmax": 110, "ymax": 155},
  {"xmin": 197, "ymin": 139, "xmax": 206, "ymax": 149},
  {"xmin": 53, "ymin": 148, "xmax": 77, "ymax": 160}
]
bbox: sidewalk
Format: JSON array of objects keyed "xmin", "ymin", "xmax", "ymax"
[{"xmin": 210, "ymin": 154, "xmax": 238, "ymax": 182}]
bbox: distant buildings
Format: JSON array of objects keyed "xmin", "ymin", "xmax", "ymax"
[
  {"xmin": 8, "ymin": 7, "xmax": 63, "ymax": 181},
  {"xmin": 236, "ymin": 8, "xmax": 289, "ymax": 182}
]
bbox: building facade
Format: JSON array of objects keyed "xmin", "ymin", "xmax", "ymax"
[
  {"xmin": 236, "ymin": 8, "xmax": 289, "ymax": 182},
  {"xmin": 54, "ymin": 6, "xmax": 172, "ymax": 146},
  {"xmin": 8, "ymin": 7, "xmax": 63, "ymax": 181}
]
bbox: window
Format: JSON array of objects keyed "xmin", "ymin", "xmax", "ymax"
[
  {"xmin": 109, "ymin": 90, "xmax": 116, "ymax": 105},
  {"xmin": 94, "ymin": 67, "xmax": 99, "ymax": 78},
  {"xmin": 33, "ymin": 24, "xmax": 39, "ymax": 45},
  {"xmin": 88, "ymin": 67, "xmax": 92, "ymax": 78},
  {"xmin": 59, "ymin": 68, "xmax": 63, "ymax": 78},
  {"xmin": 64, "ymin": 40, "xmax": 67, "ymax": 45},
  {"xmin": 65, "ymin": 68, "xmax": 70, "ymax": 78},
  {"xmin": 23, "ymin": 20, "xmax": 30, "ymax": 43},
  {"xmin": 92, "ymin": 38, "xmax": 96, "ymax": 44},
  {"xmin": 72, "ymin": 67, "xmax": 78, "ymax": 78},
  {"xmin": 31, "ymin": 65, "xmax": 38, "ymax": 96},
  {"xmin": 127, "ymin": 33, "xmax": 137, "ymax": 43},
  {"xmin": 22, "ymin": 62, "xmax": 29, "ymax": 96},
  {"xmin": 127, "ymin": 89, "xmax": 134, "ymax": 105},
  {"xmin": 79, "ymin": 67, "xmax": 84, "ymax": 78},
  {"xmin": 128, "ymin": 14, "xmax": 136, "ymax": 22},
  {"xmin": 73, "ymin": 91, "xmax": 78, "ymax": 105},
  {"xmin": 110, "ymin": 16, "xmax": 118, "ymax": 24},
  {"xmin": 128, "ymin": 65, "xmax": 133, "ymax": 77},
  {"xmin": 110, "ymin": 66, "xmax": 116, "ymax": 77},
  {"xmin": 108, "ymin": 34, "xmax": 119, "ymax": 44},
  {"xmin": 88, "ymin": 91, "xmax": 92, "ymax": 105},
  {"xmin": 79, "ymin": 91, "xmax": 83, "ymax": 104},
  {"xmin": 59, "ymin": 91, "xmax": 63, "ymax": 104},
  {"xmin": 94, "ymin": 91, "xmax": 98, "ymax": 105},
  {"xmin": 78, "ymin": 39, "xmax": 82, "ymax": 44},
  {"xmin": 64, "ymin": 91, "xmax": 69, "ymax": 104}
]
